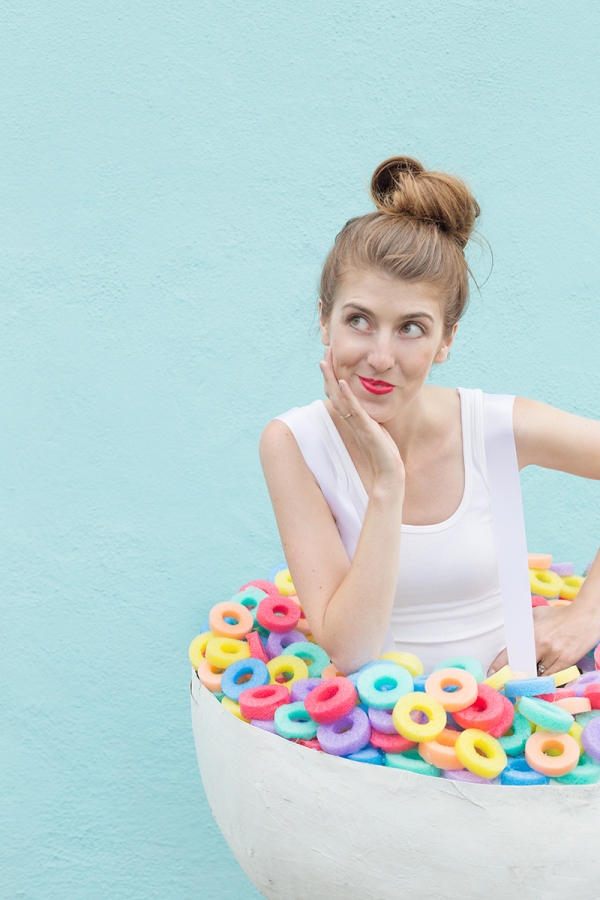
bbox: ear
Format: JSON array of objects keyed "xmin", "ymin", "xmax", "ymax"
[
  {"xmin": 318, "ymin": 299, "xmax": 330, "ymax": 347},
  {"xmin": 434, "ymin": 323, "xmax": 458, "ymax": 364}
]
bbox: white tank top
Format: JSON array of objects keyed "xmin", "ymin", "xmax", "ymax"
[{"xmin": 276, "ymin": 388, "xmax": 507, "ymax": 674}]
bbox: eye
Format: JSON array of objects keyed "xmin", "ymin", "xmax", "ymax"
[
  {"xmin": 400, "ymin": 322, "xmax": 424, "ymax": 337},
  {"xmin": 348, "ymin": 314, "xmax": 370, "ymax": 331}
]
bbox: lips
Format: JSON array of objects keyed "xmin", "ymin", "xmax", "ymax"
[{"xmin": 358, "ymin": 376, "xmax": 395, "ymax": 395}]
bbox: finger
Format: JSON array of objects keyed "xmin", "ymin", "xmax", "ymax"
[
  {"xmin": 487, "ymin": 648, "xmax": 508, "ymax": 677},
  {"xmin": 319, "ymin": 350, "xmax": 345, "ymax": 405}
]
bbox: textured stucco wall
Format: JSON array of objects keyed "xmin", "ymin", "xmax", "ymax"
[{"xmin": 2, "ymin": 3, "xmax": 600, "ymax": 898}]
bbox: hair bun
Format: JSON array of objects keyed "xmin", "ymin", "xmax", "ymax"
[{"xmin": 370, "ymin": 155, "xmax": 480, "ymax": 249}]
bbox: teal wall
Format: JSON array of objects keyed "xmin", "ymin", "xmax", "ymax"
[{"xmin": 3, "ymin": 3, "xmax": 600, "ymax": 898}]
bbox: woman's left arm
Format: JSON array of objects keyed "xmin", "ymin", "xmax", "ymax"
[{"xmin": 512, "ymin": 397, "xmax": 600, "ymax": 674}]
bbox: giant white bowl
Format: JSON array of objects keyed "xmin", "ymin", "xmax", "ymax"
[{"xmin": 191, "ymin": 672, "xmax": 600, "ymax": 900}]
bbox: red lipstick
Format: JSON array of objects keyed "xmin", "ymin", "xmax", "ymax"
[{"xmin": 358, "ymin": 377, "xmax": 395, "ymax": 395}]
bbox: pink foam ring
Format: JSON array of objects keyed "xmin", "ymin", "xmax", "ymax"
[
  {"xmin": 369, "ymin": 729, "xmax": 416, "ymax": 754},
  {"xmin": 584, "ymin": 684, "xmax": 600, "ymax": 710},
  {"xmin": 581, "ymin": 717, "xmax": 600, "ymax": 762},
  {"xmin": 442, "ymin": 769, "xmax": 500, "ymax": 785},
  {"xmin": 317, "ymin": 707, "xmax": 371, "ymax": 756},
  {"xmin": 246, "ymin": 630, "xmax": 268, "ymax": 664},
  {"xmin": 251, "ymin": 718, "xmax": 278, "ymax": 734},
  {"xmin": 266, "ymin": 628, "xmax": 305, "ymax": 660},
  {"xmin": 238, "ymin": 683, "xmax": 290, "ymax": 721},
  {"xmin": 487, "ymin": 694, "xmax": 515, "ymax": 738},
  {"xmin": 453, "ymin": 684, "xmax": 506, "ymax": 732},
  {"xmin": 239, "ymin": 579, "xmax": 279, "ymax": 597},
  {"xmin": 293, "ymin": 737, "xmax": 322, "ymax": 751},
  {"xmin": 595, "ymin": 643, "xmax": 600, "ymax": 670},
  {"xmin": 549, "ymin": 562, "xmax": 575, "ymax": 577},
  {"xmin": 554, "ymin": 688, "xmax": 577, "ymax": 700},
  {"xmin": 256, "ymin": 594, "xmax": 301, "ymax": 634},
  {"xmin": 368, "ymin": 706, "xmax": 398, "ymax": 735},
  {"xmin": 531, "ymin": 595, "xmax": 549, "ymax": 608},
  {"xmin": 304, "ymin": 677, "xmax": 357, "ymax": 725}
]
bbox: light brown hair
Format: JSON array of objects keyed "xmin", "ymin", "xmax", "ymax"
[{"xmin": 319, "ymin": 156, "xmax": 481, "ymax": 336}]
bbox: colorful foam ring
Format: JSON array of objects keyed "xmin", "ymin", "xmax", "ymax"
[
  {"xmin": 294, "ymin": 737, "xmax": 322, "ymax": 751},
  {"xmin": 454, "ymin": 729, "xmax": 507, "ymax": 779},
  {"xmin": 418, "ymin": 727, "xmax": 462, "ymax": 770},
  {"xmin": 251, "ymin": 718, "xmax": 278, "ymax": 734},
  {"xmin": 321, "ymin": 663, "xmax": 345, "ymax": 679},
  {"xmin": 412, "ymin": 675, "xmax": 428, "ymax": 693},
  {"xmin": 232, "ymin": 585, "xmax": 269, "ymax": 614},
  {"xmin": 487, "ymin": 695, "xmax": 516, "ymax": 738},
  {"xmin": 547, "ymin": 599, "xmax": 570, "ymax": 607},
  {"xmin": 256, "ymin": 595, "xmax": 301, "ymax": 634},
  {"xmin": 595, "ymin": 642, "xmax": 600, "ymax": 670},
  {"xmin": 238, "ymin": 683, "xmax": 290, "ymax": 720},
  {"xmin": 553, "ymin": 665, "xmax": 581, "ymax": 687},
  {"xmin": 525, "ymin": 730, "xmax": 580, "ymax": 777},
  {"xmin": 265, "ymin": 629, "xmax": 305, "ymax": 660},
  {"xmin": 266, "ymin": 654, "xmax": 309, "ymax": 691},
  {"xmin": 205, "ymin": 636, "xmax": 251, "ymax": 670},
  {"xmin": 483, "ymin": 665, "xmax": 514, "ymax": 691},
  {"xmin": 284, "ymin": 641, "xmax": 331, "ymax": 678},
  {"xmin": 345, "ymin": 746, "xmax": 384, "ymax": 765},
  {"xmin": 267, "ymin": 561, "xmax": 288, "ymax": 582},
  {"xmin": 569, "ymin": 721, "xmax": 584, "ymax": 755},
  {"xmin": 504, "ymin": 675, "xmax": 556, "ymax": 700},
  {"xmin": 528, "ymin": 553, "xmax": 553, "ymax": 569},
  {"xmin": 239, "ymin": 579, "xmax": 279, "ymax": 597},
  {"xmin": 559, "ymin": 574, "xmax": 585, "ymax": 601},
  {"xmin": 517, "ymin": 696, "xmax": 574, "ymax": 733},
  {"xmin": 528, "ymin": 568, "xmax": 563, "ymax": 599},
  {"xmin": 577, "ymin": 709, "xmax": 600, "ymax": 728},
  {"xmin": 317, "ymin": 707, "xmax": 371, "ymax": 756},
  {"xmin": 425, "ymin": 668, "xmax": 478, "ymax": 713},
  {"xmin": 385, "ymin": 747, "xmax": 441, "ymax": 777},
  {"xmin": 220, "ymin": 657, "xmax": 270, "ymax": 702},
  {"xmin": 553, "ymin": 752, "xmax": 600, "ymax": 785},
  {"xmin": 379, "ymin": 651, "xmax": 424, "ymax": 678},
  {"xmin": 188, "ymin": 631, "xmax": 212, "ymax": 670},
  {"xmin": 442, "ymin": 769, "xmax": 500, "ymax": 785},
  {"xmin": 554, "ymin": 697, "xmax": 592, "ymax": 715},
  {"xmin": 246, "ymin": 630, "xmax": 269, "ymax": 664},
  {"xmin": 581, "ymin": 716, "xmax": 600, "ymax": 763},
  {"xmin": 392, "ymin": 692, "xmax": 447, "ymax": 743},
  {"xmin": 433, "ymin": 656, "xmax": 484, "ymax": 683},
  {"xmin": 499, "ymin": 711, "xmax": 533, "ymax": 757},
  {"xmin": 584, "ymin": 684, "xmax": 600, "ymax": 710},
  {"xmin": 452, "ymin": 684, "xmax": 505, "ymax": 732},
  {"xmin": 290, "ymin": 677, "xmax": 323, "ymax": 703},
  {"xmin": 357, "ymin": 662, "xmax": 413, "ymax": 710},
  {"xmin": 221, "ymin": 696, "xmax": 249, "ymax": 722},
  {"xmin": 197, "ymin": 657, "xmax": 224, "ymax": 693},
  {"xmin": 531, "ymin": 595, "xmax": 550, "ymax": 608},
  {"xmin": 550, "ymin": 562, "xmax": 575, "ymax": 577},
  {"xmin": 369, "ymin": 729, "xmax": 416, "ymax": 754},
  {"xmin": 305, "ymin": 677, "xmax": 358, "ymax": 724},
  {"xmin": 368, "ymin": 707, "xmax": 398, "ymax": 735},
  {"xmin": 209, "ymin": 601, "xmax": 254, "ymax": 639},
  {"xmin": 274, "ymin": 568, "xmax": 296, "ymax": 596},
  {"xmin": 500, "ymin": 757, "xmax": 549, "ymax": 786},
  {"xmin": 274, "ymin": 701, "xmax": 319, "ymax": 740}
]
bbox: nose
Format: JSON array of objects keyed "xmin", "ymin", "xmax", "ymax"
[{"xmin": 366, "ymin": 333, "xmax": 395, "ymax": 374}]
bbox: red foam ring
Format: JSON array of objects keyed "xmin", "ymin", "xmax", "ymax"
[
  {"xmin": 246, "ymin": 630, "xmax": 268, "ymax": 664},
  {"xmin": 554, "ymin": 688, "xmax": 576, "ymax": 700},
  {"xmin": 536, "ymin": 693, "xmax": 557, "ymax": 702},
  {"xmin": 256, "ymin": 594, "xmax": 301, "ymax": 634},
  {"xmin": 305, "ymin": 677, "xmax": 357, "ymax": 724},
  {"xmin": 369, "ymin": 729, "xmax": 416, "ymax": 754},
  {"xmin": 293, "ymin": 738, "xmax": 322, "ymax": 751},
  {"xmin": 487, "ymin": 694, "xmax": 515, "ymax": 738},
  {"xmin": 239, "ymin": 579, "xmax": 279, "ymax": 596},
  {"xmin": 453, "ymin": 684, "xmax": 505, "ymax": 732},
  {"xmin": 239, "ymin": 683, "xmax": 290, "ymax": 720},
  {"xmin": 595, "ymin": 644, "xmax": 600, "ymax": 670},
  {"xmin": 584, "ymin": 684, "xmax": 600, "ymax": 710},
  {"xmin": 531, "ymin": 595, "xmax": 549, "ymax": 608}
]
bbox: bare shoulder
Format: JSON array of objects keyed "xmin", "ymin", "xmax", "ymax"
[{"xmin": 513, "ymin": 396, "xmax": 600, "ymax": 478}]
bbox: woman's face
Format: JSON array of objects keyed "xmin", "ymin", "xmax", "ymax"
[{"xmin": 319, "ymin": 270, "xmax": 456, "ymax": 422}]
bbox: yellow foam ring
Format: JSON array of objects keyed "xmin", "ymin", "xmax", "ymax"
[
  {"xmin": 380, "ymin": 651, "xmax": 424, "ymax": 678},
  {"xmin": 392, "ymin": 692, "xmax": 447, "ymax": 743},
  {"xmin": 569, "ymin": 721, "xmax": 585, "ymax": 755},
  {"xmin": 528, "ymin": 553, "xmax": 553, "ymax": 569},
  {"xmin": 274, "ymin": 569, "xmax": 296, "ymax": 596},
  {"xmin": 188, "ymin": 631, "xmax": 213, "ymax": 670},
  {"xmin": 306, "ymin": 634, "xmax": 317, "ymax": 644},
  {"xmin": 267, "ymin": 654, "xmax": 309, "ymax": 690},
  {"xmin": 455, "ymin": 729, "xmax": 507, "ymax": 779},
  {"xmin": 205, "ymin": 636, "xmax": 251, "ymax": 670},
  {"xmin": 221, "ymin": 696, "xmax": 250, "ymax": 722},
  {"xmin": 529, "ymin": 568, "xmax": 563, "ymax": 599},
  {"xmin": 553, "ymin": 665, "xmax": 580, "ymax": 687},
  {"xmin": 484, "ymin": 665, "xmax": 514, "ymax": 691},
  {"xmin": 560, "ymin": 574, "xmax": 585, "ymax": 601}
]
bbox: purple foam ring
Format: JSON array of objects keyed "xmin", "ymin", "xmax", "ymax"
[
  {"xmin": 549, "ymin": 562, "xmax": 575, "ymax": 577},
  {"xmin": 576, "ymin": 653, "xmax": 596, "ymax": 674},
  {"xmin": 251, "ymin": 719, "xmax": 278, "ymax": 734},
  {"xmin": 584, "ymin": 562, "xmax": 593, "ymax": 577},
  {"xmin": 317, "ymin": 707, "xmax": 371, "ymax": 756},
  {"xmin": 581, "ymin": 717, "xmax": 600, "ymax": 763},
  {"xmin": 266, "ymin": 629, "xmax": 305, "ymax": 660},
  {"xmin": 368, "ymin": 706, "xmax": 397, "ymax": 735},
  {"xmin": 570, "ymin": 671, "xmax": 600, "ymax": 697},
  {"xmin": 290, "ymin": 677, "xmax": 323, "ymax": 703},
  {"xmin": 442, "ymin": 769, "xmax": 500, "ymax": 785}
]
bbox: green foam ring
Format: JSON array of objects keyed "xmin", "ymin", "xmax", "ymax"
[
  {"xmin": 284, "ymin": 641, "xmax": 331, "ymax": 678},
  {"xmin": 517, "ymin": 696, "xmax": 574, "ymax": 733},
  {"xmin": 433, "ymin": 655, "xmax": 484, "ymax": 683},
  {"xmin": 576, "ymin": 709, "xmax": 600, "ymax": 728},
  {"xmin": 385, "ymin": 747, "xmax": 441, "ymax": 777},
  {"xmin": 498, "ymin": 710, "xmax": 532, "ymax": 757},
  {"xmin": 274, "ymin": 701, "xmax": 318, "ymax": 740},
  {"xmin": 553, "ymin": 753, "xmax": 600, "ymax": 785}
]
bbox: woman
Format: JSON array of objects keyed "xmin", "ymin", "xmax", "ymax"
[{"xmin": 260, "ymin": 156, "xmax": 600, "ymax": 679}]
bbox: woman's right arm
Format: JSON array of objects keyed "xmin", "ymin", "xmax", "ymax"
[{"xmin": 260, "ymin": 361, "xmax": 405, "ymax": 673}]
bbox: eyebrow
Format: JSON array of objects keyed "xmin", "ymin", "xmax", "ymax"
[{"xmin": 340, "ymin": 302, "xmax": 435, "ymax": 323}]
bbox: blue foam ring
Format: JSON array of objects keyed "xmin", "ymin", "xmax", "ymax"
[
  {"xmin": 433, "ymin": 656, "xmax": 484, "ymax": 683},
  {"xmin": 412, "ymin": 674, "xmax": 428, "ymax": 693},
  {"xmin": 274, "ymin": 701, "xmax": 319, "ymax": 741},
  {"xmin": 501, "ymin": 757, "xmax": 549, "ymax": 786},
  {"xmin": 553, "ymin": 753, "xmax": 600, "ymax": 785},
  {"xmin": 220, "ymin": 658, "xmax": 270, "ymax": 702},
  {"xmin": 498, "ymin": 710, "xmax": 532, "ymax": 757},
  {"xmin": 385, "ymin": 747, "xmax": 441, "ymax": 777},
  {"xmin": 284, "ymin": 641, "xmax": 331, "ymax": 678},
  {"xmin": 357, "ymin": 662, "xmax": 413, "ymax": 710},
  {"xmin": 199, "ymin": 618, "xmax": 210, "ymax": 633},
  {"xmin": 517, "ymin": 696, "xmax": 574, "ymax": 733},
  {"xmin": 504, "ymin": 675, "xmax": 556, "ymax": 699},
  {"xmin": 267, "ymin": 561, "xmax": 288, "ymax": 582},
  {"xmin": 345, "ymin": 746, "xmax": 384, "ymax": 766},
  {"xmin": 576, "ymin": 710, "xmax": 600, "ymax": 728}
]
